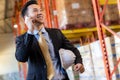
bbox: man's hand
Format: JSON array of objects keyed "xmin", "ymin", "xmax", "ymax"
[
  {"xmin": 24, "ymin": 16, "xmax": 34, "ymax": 33},
  {"xmin": 74, "ymin": 63, "xmax": 85, "ymax": 73}
]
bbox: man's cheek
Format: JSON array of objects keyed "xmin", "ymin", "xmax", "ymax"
[{"xmin": 29, "ymin": 13, "xmax": 37, "ymax": 18}]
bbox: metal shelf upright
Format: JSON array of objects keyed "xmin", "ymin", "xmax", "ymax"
[
  {"xmin": 92, "ymin": 0, "xmax": 120, "ymax": 80},
  {"xmin": 13, "ymin": 0, "xmax": 28, "ymax": 80}
]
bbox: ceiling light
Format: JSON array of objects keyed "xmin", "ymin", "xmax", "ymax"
[{"xmin": 14, "ymin": 24, "xmax": 18, "ymax": 28}]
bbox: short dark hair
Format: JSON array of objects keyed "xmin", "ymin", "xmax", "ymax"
[{"xmin": 21, "ymin": 0, "xmax": 38, "ymax": 18}]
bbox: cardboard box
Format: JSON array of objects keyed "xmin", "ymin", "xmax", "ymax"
[
  {"xmin": 104, "ymin": 4, "xmax": 120, "ymax": 25},
  {"xmin": 56, "ymin": 0, "xmax": 95, "ymax": 29}
]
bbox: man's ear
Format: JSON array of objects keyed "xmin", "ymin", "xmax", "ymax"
[{"xmin": 23, "ymin": 15, "xmax": 27, "ymax": 21}]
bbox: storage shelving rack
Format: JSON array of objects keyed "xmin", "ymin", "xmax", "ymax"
[{"xmin": 92, "ymin": 0, "xmax": 120, "ymax": 80}]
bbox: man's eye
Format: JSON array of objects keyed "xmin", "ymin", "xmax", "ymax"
[
  {"xmin": 40, "ymin": 9, "xmax": 44, "ymax": 11},
  {"xmin": 33, "ymin": 8, "xmax": 43, "ymax": 12}
]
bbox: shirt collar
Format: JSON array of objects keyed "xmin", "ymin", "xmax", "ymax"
[
  {"xmin": 27, "ymin": 27, "xmax": 47, "ymax": 35},
  {"xmin": 33, "ymin": 29, "xmax": 39, "ymax": 35},
  {"xmin": 40, "ymin": 27, "xmax": 47, "ymax": 34}
]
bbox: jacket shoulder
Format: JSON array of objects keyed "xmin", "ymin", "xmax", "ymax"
[
  {"xmin": 16, "ymin": 33, "xmax": 27, "ymax": 40},
  {"xmin": 46, "ymin": 28, "xmax": 61, "ymax": 32}
]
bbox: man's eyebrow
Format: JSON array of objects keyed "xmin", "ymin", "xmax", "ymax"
[
  {"xmin": 33, "ymin": 8, "xmax": 38, "ymax": 10},
  {"xmin": 33, "ymin": 8, "xmax": 43, "ymax": 10},
  {"xmin": 33, "ymin": 8, "xmax": 44, "ymax": 11}
]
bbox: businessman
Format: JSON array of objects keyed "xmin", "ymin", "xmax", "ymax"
[{"xmin": 15, "ymin": 0, "xmax": 84, "ymax": 80}]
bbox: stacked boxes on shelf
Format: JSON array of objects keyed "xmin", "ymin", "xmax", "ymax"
[
  {"xmin": 74, "ymin": 36, "xmax": 120, "ymax": 80},
  {"xmin": 78, "ymin": 45, "xmax": 95, "ymax": 80},
  {"xmin": 65, "ymin": 35, "xmax": 120, "ymax": 80},
  {"xmin": 86, "ymin": 37, "xmax": 120, "ymax": 80},
  {"xmin": 56, "ymin": 0, "xmax": 95, "ymax": 29},
  {"xmin": 103, "ymin": 4, "xmax": 120, "ymax": 26}
]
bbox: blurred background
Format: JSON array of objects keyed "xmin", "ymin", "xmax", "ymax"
[
  {"xmin": 0, "ymin": 0, "xmax": 120, "ymax": 80},
  {"xmin": 0, "ymin": 0, "xmax": 19, "ymax": 80}
]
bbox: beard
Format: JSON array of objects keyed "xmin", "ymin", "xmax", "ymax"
[{"xmin": 32, "ymin": 19, "xmax": 44, "ymax": 27}]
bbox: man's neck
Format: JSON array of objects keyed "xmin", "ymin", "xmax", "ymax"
[{"xmin": 35, "ymin": 24, "xmax": 44, "ymax": 31}]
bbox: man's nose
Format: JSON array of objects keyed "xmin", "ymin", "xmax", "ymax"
[{"xmin": 37, "ymin": 10, "xmax": 42, "ymax": 14}]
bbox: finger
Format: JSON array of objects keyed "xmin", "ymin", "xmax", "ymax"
[
  {"xmin": 79, "ymin": 66, "xmax": 85, "ymax": 73},
  {"xmin": 74, "ymin": 65, "xmax": 80, "ymax": 71},
  {"xmin": 80, "ymin": 68, "xmax": 85, "ymax": 73}
]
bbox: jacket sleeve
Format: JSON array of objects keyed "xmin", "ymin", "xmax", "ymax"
[
  {"xmin": 15, "ymin": 34, "xmax": 34, "ymax": 62},
  {"xmin": 58, "ymin": 30, "xmax": 83, "ymax": 64}
]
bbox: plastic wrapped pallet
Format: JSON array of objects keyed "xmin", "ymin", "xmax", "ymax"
[
  {"xmin": 56, "ymin": 0, "xmax": 95, "ymax": 29},
  {"xmin": 90, "ymin": 37, "xmax": 119, "ymax": 80},
  {"xmin": 105, "ymin": 37, "xmax": 119, "ymax": 80},
  {"xmin": 113, "ymin": 32, "xmax": 120, "ymax": 79},
  {"xmin": 78, "ymin": 45, "xmax": 95, "ymax": 80},
  {"xmin": 90, "ymin": 41, "xmax": 107, "ymax": 80}
]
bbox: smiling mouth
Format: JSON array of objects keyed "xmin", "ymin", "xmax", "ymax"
[
  {"xmin": 37, "ymin": 14, "xmax": 43, "ymax": 18},
  {"xmin": 32, "ymin": 19, "xmax": 43, "ymax": 27}
]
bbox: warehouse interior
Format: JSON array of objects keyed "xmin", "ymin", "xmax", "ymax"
[{"xmin": 0, "ymin": 0, "xmax": 120, "ymax": 80}]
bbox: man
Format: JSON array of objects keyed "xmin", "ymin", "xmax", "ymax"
[{"xmin": 15, "ymin": 0, "xmax": 84, "ymax": 80}]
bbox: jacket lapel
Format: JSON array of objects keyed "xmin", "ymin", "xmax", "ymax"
[
  {"xmin": 45, "ymin": 28, "xmax": 58, "ymax": 52},
  {"xmin": 25, "ymin": 33, "xmax": 42, "ymax": 52}
]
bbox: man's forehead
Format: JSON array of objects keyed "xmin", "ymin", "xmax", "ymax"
[{"xmin": 28, "ymin": 4, "xmax": 40, "ymax": 9}]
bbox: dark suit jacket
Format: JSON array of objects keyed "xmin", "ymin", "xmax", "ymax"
[{"xmin": 15, "ymin": 28, "xmax": 83, "ymax": 80}]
